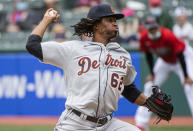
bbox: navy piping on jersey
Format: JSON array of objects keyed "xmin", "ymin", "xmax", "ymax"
[
  {"xmin": 87, "ymin": 42, "xmax": 106, "ymax": 117},
  {"xmin": 26, "ymin": 35, "xmax": 43, "ymax": 61},
  {"xmin": 96, "ymin": 45, "xmax": 103, "ymax": 117}
]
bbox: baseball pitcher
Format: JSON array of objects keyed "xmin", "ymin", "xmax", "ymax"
[{"xmin": 26, "ymin": 4, "xmax": 172, "ymax": 131}]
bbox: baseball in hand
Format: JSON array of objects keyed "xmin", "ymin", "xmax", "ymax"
[{"xmin": 49, "ymin": 10, "xmax": 55, "ymax": 16}]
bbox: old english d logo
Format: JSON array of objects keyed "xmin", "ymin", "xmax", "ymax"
[{"xmin": 110, "ymin": 6, "xmax": 114, "ymax": 13}]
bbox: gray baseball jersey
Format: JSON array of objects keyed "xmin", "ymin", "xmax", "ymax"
[{"xmin": 41, "ymin": 40, "xmax": 137, "ymax": 117}]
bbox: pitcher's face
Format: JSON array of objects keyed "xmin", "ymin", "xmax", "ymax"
[{"xmin": 96, "ymin": 16, "xmax": 119, "ymax": 39}]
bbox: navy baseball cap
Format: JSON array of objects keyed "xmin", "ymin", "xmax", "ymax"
[
  {"xmin": 145, "ymin": 16, "xmax": 159, "ymax": 30},
  {"xmin": 87, "ymin": 4, "xmax": 124, "ymax": 20}
]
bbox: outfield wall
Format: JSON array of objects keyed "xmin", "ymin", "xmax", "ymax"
[{"xmin": 0, "ymin": 53, "xmax": 191, "ymax": 116}]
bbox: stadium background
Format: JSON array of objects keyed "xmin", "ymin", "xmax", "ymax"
[{"xmin": 0, "ymin": 0, "xmax": 193, "ymax": 131}]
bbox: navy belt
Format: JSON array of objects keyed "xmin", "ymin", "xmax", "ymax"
[{"xmin": 71, "ymin": 109, "xmax": 111, "ymax": 125}]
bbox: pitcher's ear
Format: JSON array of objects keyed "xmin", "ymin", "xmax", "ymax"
[{"xmin": 93, "ymin": 24, "xmax": 99, "ymax": 32}]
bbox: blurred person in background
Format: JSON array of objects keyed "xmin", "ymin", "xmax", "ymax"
[
  {"xmin": 124, "ymin": 0, "xmax": 147, "ymax": 44},
  {"xmin": 41, "ymin": 0, "xmax": 63, "ymax": 13},
  {"xmin": 73, "ymin": 0, "xmax": 102, "ymax": 12},
  {"xmin": 36, "ymin": 0, "xmax": 64, "ymax": 31},
  {"xmin": 0, "ymin": 11, "xmax": 7, "ymax": 32},
  {"xmin": 173, "ymin": 7, "xmax": 193, "ymax": 45},
  {"xmin": 134, "ymin": 15, "xmax": 193, "ymax": 131},
  {"xmin": 118, "ymin": 8, "xmax": 139, "ymax": 47},
  {"xmin": 51, "ymin": 23, "xmax": 67, "ymax": 43},
  {"xmin": 4, "ymin": 0, "xmax": 40, "ymax": 32},
  {"xmin": 173, "ymin": 7, "xmax": 193, "ymax": 112},
  {"xmin": 148, "ymin": 0, "xmax": 174, "ymax": 30}
]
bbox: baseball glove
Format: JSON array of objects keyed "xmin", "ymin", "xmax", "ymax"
[{"xmin": 143, "ymin": 86, "xmax": 173, "ymax": 124}]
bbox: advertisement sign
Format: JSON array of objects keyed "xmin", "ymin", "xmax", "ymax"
[{"xmin": 0, "ymin": 53, "xmax": 141, "ymax": 116}]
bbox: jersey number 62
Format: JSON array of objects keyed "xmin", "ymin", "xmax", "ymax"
[{"xmin": 111, "ymin": 73, "xmax": 123, "ymax": 91}]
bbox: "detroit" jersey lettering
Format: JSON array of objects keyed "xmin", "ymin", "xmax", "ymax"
[
  {"xmin": 78, "ymin": 55, "xmax": 127, "ymax": 76},
  {"xmin": 41, "ymin": 40, "xmax": 136, "ymax": 117}
]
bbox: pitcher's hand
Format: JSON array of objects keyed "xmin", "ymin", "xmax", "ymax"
[{"xmin": 42, "ymin": 8, "xmax": 60, "ymax": 25}]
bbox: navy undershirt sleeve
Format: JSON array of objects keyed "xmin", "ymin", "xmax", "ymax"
[
  {"xmin": 121, "ymin": 83, "xmax": 141, "ymax": 103},
  {"xmin": 26, "ymin": 35, "xmax": 43, "ymax": 61}
]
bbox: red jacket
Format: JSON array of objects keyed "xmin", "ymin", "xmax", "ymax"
[{"xmin": 140, "ymin": 27, "xmax": 185, "ymax": 63}]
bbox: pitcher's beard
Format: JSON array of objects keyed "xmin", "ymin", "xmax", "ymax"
[{"xmin": 109, "ymin": 30, "xmax": 119, "ymax": 40}]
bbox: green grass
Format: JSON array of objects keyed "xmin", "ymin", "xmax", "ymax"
[
  {"xmin": 0, "ymin": 125, "xmax": 54, "ymax": 131},
  {"xmin": 0, "ymin": 125, "xmax": 193, "ymax": 131},
  {"xmin": 150, "ymin": 126, "xmax": 193, "ymax": 131}
]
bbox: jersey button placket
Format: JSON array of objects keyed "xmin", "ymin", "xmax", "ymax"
[{"xmin": 98, "ymin": 47, "xmax": 107, "ymax": 116}]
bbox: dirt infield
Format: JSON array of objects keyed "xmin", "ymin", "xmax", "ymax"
[
  {"xmin": 0, "ymin": 116, "xmax": 192, "ymax": 126},
  {"xmin": 120, "ymin": 116, "xmax": 193, "ymax": 126}
]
